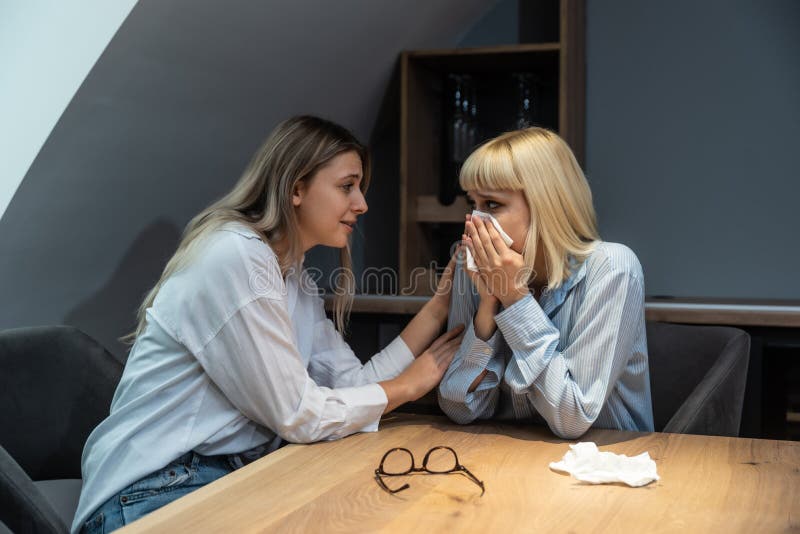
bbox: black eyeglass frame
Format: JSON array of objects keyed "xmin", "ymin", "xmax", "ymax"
[{"xmin": 373, "ymin": 446, "xmax": 485, "ymax": 496}]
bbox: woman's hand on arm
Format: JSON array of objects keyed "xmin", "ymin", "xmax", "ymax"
[{"xmin": 380, "ymin": 324, "xmax": 464, "ymax": 413}]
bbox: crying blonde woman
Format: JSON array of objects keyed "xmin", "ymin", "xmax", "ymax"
[{"xmin": 438, "ymin": 127, "xmax": 654, "ymax": 439}]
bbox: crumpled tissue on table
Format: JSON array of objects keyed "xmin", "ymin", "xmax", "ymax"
[{"xmin": 549, "ymin": 442, "xmax": 659, "ymax": 487}]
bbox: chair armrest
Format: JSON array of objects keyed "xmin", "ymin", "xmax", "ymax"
[
  {"xmin": 0, "ymin": 444, "xmax": 67, "ymax": 534},
  {"xmin": 664, "ymin": 330, "xmax": 750, "ymax": 437}
]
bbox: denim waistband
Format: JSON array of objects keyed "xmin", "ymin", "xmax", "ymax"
[
  {"xmin": 225, "ymin": 443, "xmax": 271, "ymax": 470},
  {"xmin": 168, "ymin": 441, "xmax": 273, "ymax": 476}
]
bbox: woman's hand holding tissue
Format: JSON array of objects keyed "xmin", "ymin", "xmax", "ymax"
[{"xmin": 464, "ymin": 213, "xmax": 529, "ymax": 308}]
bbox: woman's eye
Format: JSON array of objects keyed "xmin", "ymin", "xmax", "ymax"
[
  {"xmin": 486, "ymin": 201, "xmax": 500, "ymax": 210},
  {"xmin": 341, "ymin": 183, "xmax": 354, "ymax": 193}
]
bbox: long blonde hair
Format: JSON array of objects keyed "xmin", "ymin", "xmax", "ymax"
[
  {"xmin": 124, "ymin": 115, "xmax": 370, "ymax": 342},
  {"xmin": 459, "ymin": 127, "xmax": 599, "ymax": 289}
]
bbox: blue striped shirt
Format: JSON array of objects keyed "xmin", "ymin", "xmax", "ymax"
[{"xmin": 437, "ymin": 241, "xmax": 654, "ymax": 439}]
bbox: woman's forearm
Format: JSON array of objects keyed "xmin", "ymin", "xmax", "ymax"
[
  {"xmin": 467, "ymin": 369, "xmax": 489, "ymax": 393},
  {"xmin": 399, "ymin": 298, "xmax": 449, "ymax": 356},
  {"xmin": 473, "ymin": 298, "xmax": 499, "ymax": 341}
]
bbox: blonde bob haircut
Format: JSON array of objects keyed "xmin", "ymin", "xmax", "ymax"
[
  {"xmin": 124, "ymin": 116, "xmax": 369, "ymax": 343},
  {"xmin": 459, "ymin": 127, "xmax": 599, "ymax": 289}
]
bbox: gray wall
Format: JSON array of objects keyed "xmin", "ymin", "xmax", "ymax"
[
  {"xmin": 0, "ymin": 0, "xmax": 496, "ymax": 359},
  {"xmin": 586, "ymin": 0, "xmax": 800, "ymax": 299}
]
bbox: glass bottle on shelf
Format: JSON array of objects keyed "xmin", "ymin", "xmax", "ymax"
[
  {"xmin": 467, "ymin": 82, "xmax": 479, "ymax": 154},
  {"xmin": 440, "ymin": 74, "xmax": 471, "ymax": 206},
  {"xmin": 457, "ymin": 75, "xmax": 476, "ymax": 164},
  {"xmin": 512, "ymin": 72, "xmax": 537, "ymax": 130}
]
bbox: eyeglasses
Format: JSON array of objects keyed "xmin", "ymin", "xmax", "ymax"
[{"xmin": 374, "ymin": 446, "xmax": 485, "ymax": 496}]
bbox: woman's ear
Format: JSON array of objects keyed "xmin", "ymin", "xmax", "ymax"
[{"xmin": 292, "ymin": 181, "xmax": 306, "ymax": 207}]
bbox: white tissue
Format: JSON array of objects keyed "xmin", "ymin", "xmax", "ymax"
[
  {"xmin": 465, "ymin": 210, "xmax": 514, "ymax": 272},
  {"xmin": 549, "ymin": 442, "xmax": 659, "ymax": 487}
]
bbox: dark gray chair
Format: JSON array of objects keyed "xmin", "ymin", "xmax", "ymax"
[
  {"xmin": 646, "ymin": 321, "xmax": 750, "ymax": 437},
  {"xmin": 0, "ymin": 326, "xmax": 123, "ymax": 533}
]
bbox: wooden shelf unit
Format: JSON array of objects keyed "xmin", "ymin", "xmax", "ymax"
[{"xmin": 398, "ymin": 0, "xmax": 585, "ymax": 294}]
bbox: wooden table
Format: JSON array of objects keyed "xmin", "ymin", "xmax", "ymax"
[{"xmin": 120, "ymin": 414, "xmax": 800, "ymax": 533}]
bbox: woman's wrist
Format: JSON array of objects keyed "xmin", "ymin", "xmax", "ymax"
[
  {"xmin": 379, "ymin": 377, "xmax": 413, "ymax": 413},
  {"xmin": 479, "ymin": 293, "xmax": 500, "ymax": 309},
  {"xmin": 497, "ymin": 287, "xmax": 530, "ymax": 309},
  {"xmin": 474, "ymin": 301, "xmax": 498, "ymax": 341}
]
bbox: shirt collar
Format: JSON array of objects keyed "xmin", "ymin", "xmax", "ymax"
[{"xmin": 540, "ymin": 256, "xmax": 588, "ymax": 315}]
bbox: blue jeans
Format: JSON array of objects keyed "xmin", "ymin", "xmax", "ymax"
[{"xmin": 80, "ymin": 449, "xmax": 262, "ymax": 533}]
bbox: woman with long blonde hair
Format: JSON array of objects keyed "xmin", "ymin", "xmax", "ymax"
[
  {"xmin": 73, "ymin": 116, "xmax": 463, "ymax": 533},
  {"xmin": 438, "ymin": 127, "xmax": 653, "ymax": 439}
]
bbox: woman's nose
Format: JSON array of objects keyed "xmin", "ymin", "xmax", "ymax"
[{"xmin": 353, "ymin": 190, "xmax": 368, "ymax": 214}]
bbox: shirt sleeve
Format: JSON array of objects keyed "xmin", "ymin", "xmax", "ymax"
[
  {"xmin": 493, "ymin": 264, "xmax": 645, "ymax": 439},
  {"xmin": 437, "ymin": 261, "xmax": 505, "ymax": 424},
  {"xmin": 307, "ymin": 296, "xmax": 414, "ymax": 388},
  {"xmin": 194, "ymin": 295, "xmax": 389, "ymax": 444},
  {"xmin": 151, "ymin": 229, "xmax": 390, "ymax": 443}
]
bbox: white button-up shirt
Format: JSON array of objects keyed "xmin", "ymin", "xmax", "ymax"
[{"xmin": 72, "ymin": 223, "xmax": 413, "ymax": 532}]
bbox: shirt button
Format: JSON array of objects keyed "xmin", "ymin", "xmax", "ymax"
[
  {"xmin": 121, "ymin": 496, "xmax": 128, "ymax": 503},
  {"xmin": 169, "ymin": 470, "xmax": 176, "ymax": 476}
]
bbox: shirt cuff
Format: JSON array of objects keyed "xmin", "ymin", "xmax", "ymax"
[
  {"xmin": 334, "ymin": 383, "xmax": 387, "ymax": 433},
  {"xmin": 462, "ymin": 325, "xmax": 499, "ymax": 367},
  {"xmin": 494, "ymin": 293, "xmax": 555, "ymax": 351},
  {"xmin": 384, "ymin": 335, "xmax": 415, "ymax": 369}
]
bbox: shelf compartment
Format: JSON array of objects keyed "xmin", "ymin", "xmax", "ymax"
[
  {"xmin": 415, "ymin": 195, "xmax": 470, "ymax": 223},
  {"xmin": 398, "ymin": 0, "xmax": 585, "ymax": 290}
]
